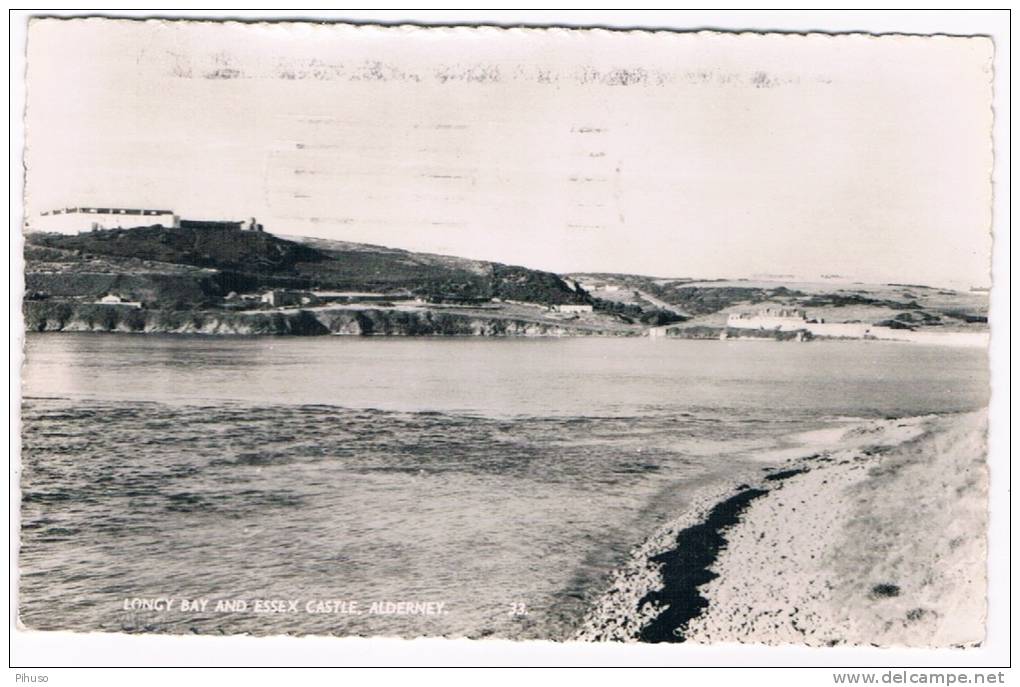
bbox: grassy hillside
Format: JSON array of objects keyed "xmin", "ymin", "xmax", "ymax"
[
  {"xmin": 569, "ymin": 273, "xmax": 988, "ymax": 331},
  {"xmin": 24, "ymin": 227, "xmax": 987, "ymax": 332},
  {"xmin": 31, "ymin": 225, "xmax": 325, "ymax": 272},
  {"xmin": 25, "ymin": 226, "xmax": 588, "ymax": 307}
]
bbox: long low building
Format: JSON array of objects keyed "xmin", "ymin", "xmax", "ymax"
[
  {"xmin": 726, "ymin": 307, "xmax": 807, "ymax": 330},
  {"xmin": 31, "ymin": 207, "xmax": 179, "ymax": 233},
  {"xmin": 29, "ymin": 208, "xmax": 265, "ymax": 234},
  {"xmin": 551, "ymin": 304, "xmax": 594, "ymax": 314}
]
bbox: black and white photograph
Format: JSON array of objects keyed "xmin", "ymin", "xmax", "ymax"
[{"xmin": 9, "ymin": 10, "xmax": 1009, "ymax": 674}]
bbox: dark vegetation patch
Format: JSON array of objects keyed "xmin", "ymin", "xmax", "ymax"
[
  {"xmin": 30, "ymin": 225, "xmax": 327, "ymax": 273},
  {"xmin": 893, "ymin": 311, "xmax": 941, "ymax": 324},
  {"xmin": 663, "ymin": 325, "xmax": 723, "ymax": 339},
  {"xmin": 567, "ymin": 274, "xmax": 808, "ymax": 315},
  {"xmin": 662, "ymin": 286, "xmax": 803, "ymax": 315},
  {"xmin": 490, "ymin": 264, "xmax": 588, "ymax": 305},
  {"xmin": 666, "ymin": 326, "xmax": 811, "ymax": 341},
  {"xmin": 875, "ymin": 319, "xmax": 915, "ymax": 330},
  {"xmin": 870, "ymin": 584, "xmax": 901, "ymax": 598},
  {"xmin": 764, "ymin": 467, "xmax": 809, "ymax": 482},
  {"xmin": 26, "ymin": 227, "xmax": 590, "ymax": 308},
  {"xmin": 593, "ymin": 299, "xmax": 687, "ymax": 325},
  {"xmin": 801, "ymin": 293, "xmax": 921, "ymax": 310},
  {"xmin": 941, "ymin": 310, "xmax": 988, "ymax": 324},
  {"xmin": 906, "ymin": 608, "xmax": 929, "ymax": 622}
]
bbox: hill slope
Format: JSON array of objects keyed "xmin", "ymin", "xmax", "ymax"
[
  {"xmin": 568, "ymin": 273, "xmax": 989, "ymax": 331},
  {"xmin": 23, "ymin": 226, "xmax": 988, "ymax": 337},
  {"xmin": 26, "ymin": 226, "xmax": 589, "ymax": 307}
]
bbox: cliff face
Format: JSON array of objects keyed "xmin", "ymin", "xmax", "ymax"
[
  {"xmin": 23, "ymin": 302, "xmax": 633, "ymax": 338},
  {"xmin": 313, "ymin": 309, "xmax": 623, "ymax": 337},
  {"xmin": 666, "ymin": 325, "xmax": 812, "ymax": 341},
  {"xmin": 24, "ymin": 302, "xmax": 329, "ymax": 335}
]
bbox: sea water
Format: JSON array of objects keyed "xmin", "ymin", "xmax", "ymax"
[{"xmin": 17, "ymin": 334, "xmax": 988, "ymax": 638}]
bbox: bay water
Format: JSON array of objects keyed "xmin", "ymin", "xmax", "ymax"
[{"xmin": 18, "ymin": 334, "xmax": 988, "ymax": 638}]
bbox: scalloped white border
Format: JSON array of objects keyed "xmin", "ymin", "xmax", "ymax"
[{"xmin": 7, "ymin": 9, "xmax": 1010, "ymax": 674}]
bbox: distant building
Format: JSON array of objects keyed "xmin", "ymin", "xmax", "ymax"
[
  {"xmin": 33, "ymin": 207, "xmax": 179, "ymax": 234},
  {"xmin": 179, "ymin": 217, "xmax": 264, "ymax": 232},
  {"xmin": 96, "ymin": 293, "xmax": 142, "ymax": 308},
  {"xmin": 727, "ymin": 307, "xmax": 807, "ymax": 331},
  {"xmin": 421, "ymin": 295, "xmax": 492, "ymax": 306},
  {"xmin": 311, "ymin": 291, "xmax": 411, "ymax": 303},
  {"xmin": 223, "ymin": 291, "xmax": 261, "ymax": 304},
  {"xmin": 727, "ymin": 308, "xmax": 875, "ymax": 339},
  {"xmin": 578, "ymin": 282, "xmax": 619, "ymax": 293},
  {"xmin": 551, "ymin": 304, "xmax": 594, "ymax": 314},
  {"xmin": 30, "ymin": 207, "xmax": 269, "ymax": 235},
  {"xmin": 260, "ymin": 290, "xmax": 319, "ymax": 307}
]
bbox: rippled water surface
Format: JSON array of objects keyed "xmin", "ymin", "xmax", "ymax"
[{"xmin": 18, "ymin": 334, "xmax": 988, "ymax": 638}]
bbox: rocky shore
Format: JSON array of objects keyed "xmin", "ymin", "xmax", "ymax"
[
  {"xmin": 577, "ymin": 412, "xmax": 988, "ymax": 647},
  {"xmin": 22, "ymin": 302, "xmax": 639, "ymax": 337}
]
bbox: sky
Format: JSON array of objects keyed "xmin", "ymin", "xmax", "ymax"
[{"xmin": 24, "ymin": 19, "xmax": 994, "ymax": 287}]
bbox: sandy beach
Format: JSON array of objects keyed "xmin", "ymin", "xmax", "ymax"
[{"xmin": 577, "ymin": 411, "xmax": 988, "ymax": 647}]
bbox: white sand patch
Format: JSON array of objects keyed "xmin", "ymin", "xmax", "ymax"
[
  {"xmin": 576, "ymin": 412, "xmax": 987, "ymax": 647},
  {"xmin": 685, "ymin": 412, "xmax": 987, "ymax": 647},
  {"xmin": 574, "ymin": 465, "xmax": 765, "ymax": 642}
]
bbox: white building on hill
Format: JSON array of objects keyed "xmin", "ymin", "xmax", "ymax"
[
  {"xmin": 96, "ymin": 293, "xmax": 142, "ymax": 308},
  {"xmin": 32, "ymin": 207, "xmax": 179, "ymax": 233},
  {"xmin": 727, "ymin": 307, "xmax": 807, "ymax": 330},
  {"xmin": 552, "ymin": 304, "xmax": 594, "ymax": 314}
]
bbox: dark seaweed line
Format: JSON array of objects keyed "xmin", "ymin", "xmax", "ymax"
[{"xmin": 637, "ymin": 468, "xmax": 808, "ymax": 643}]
